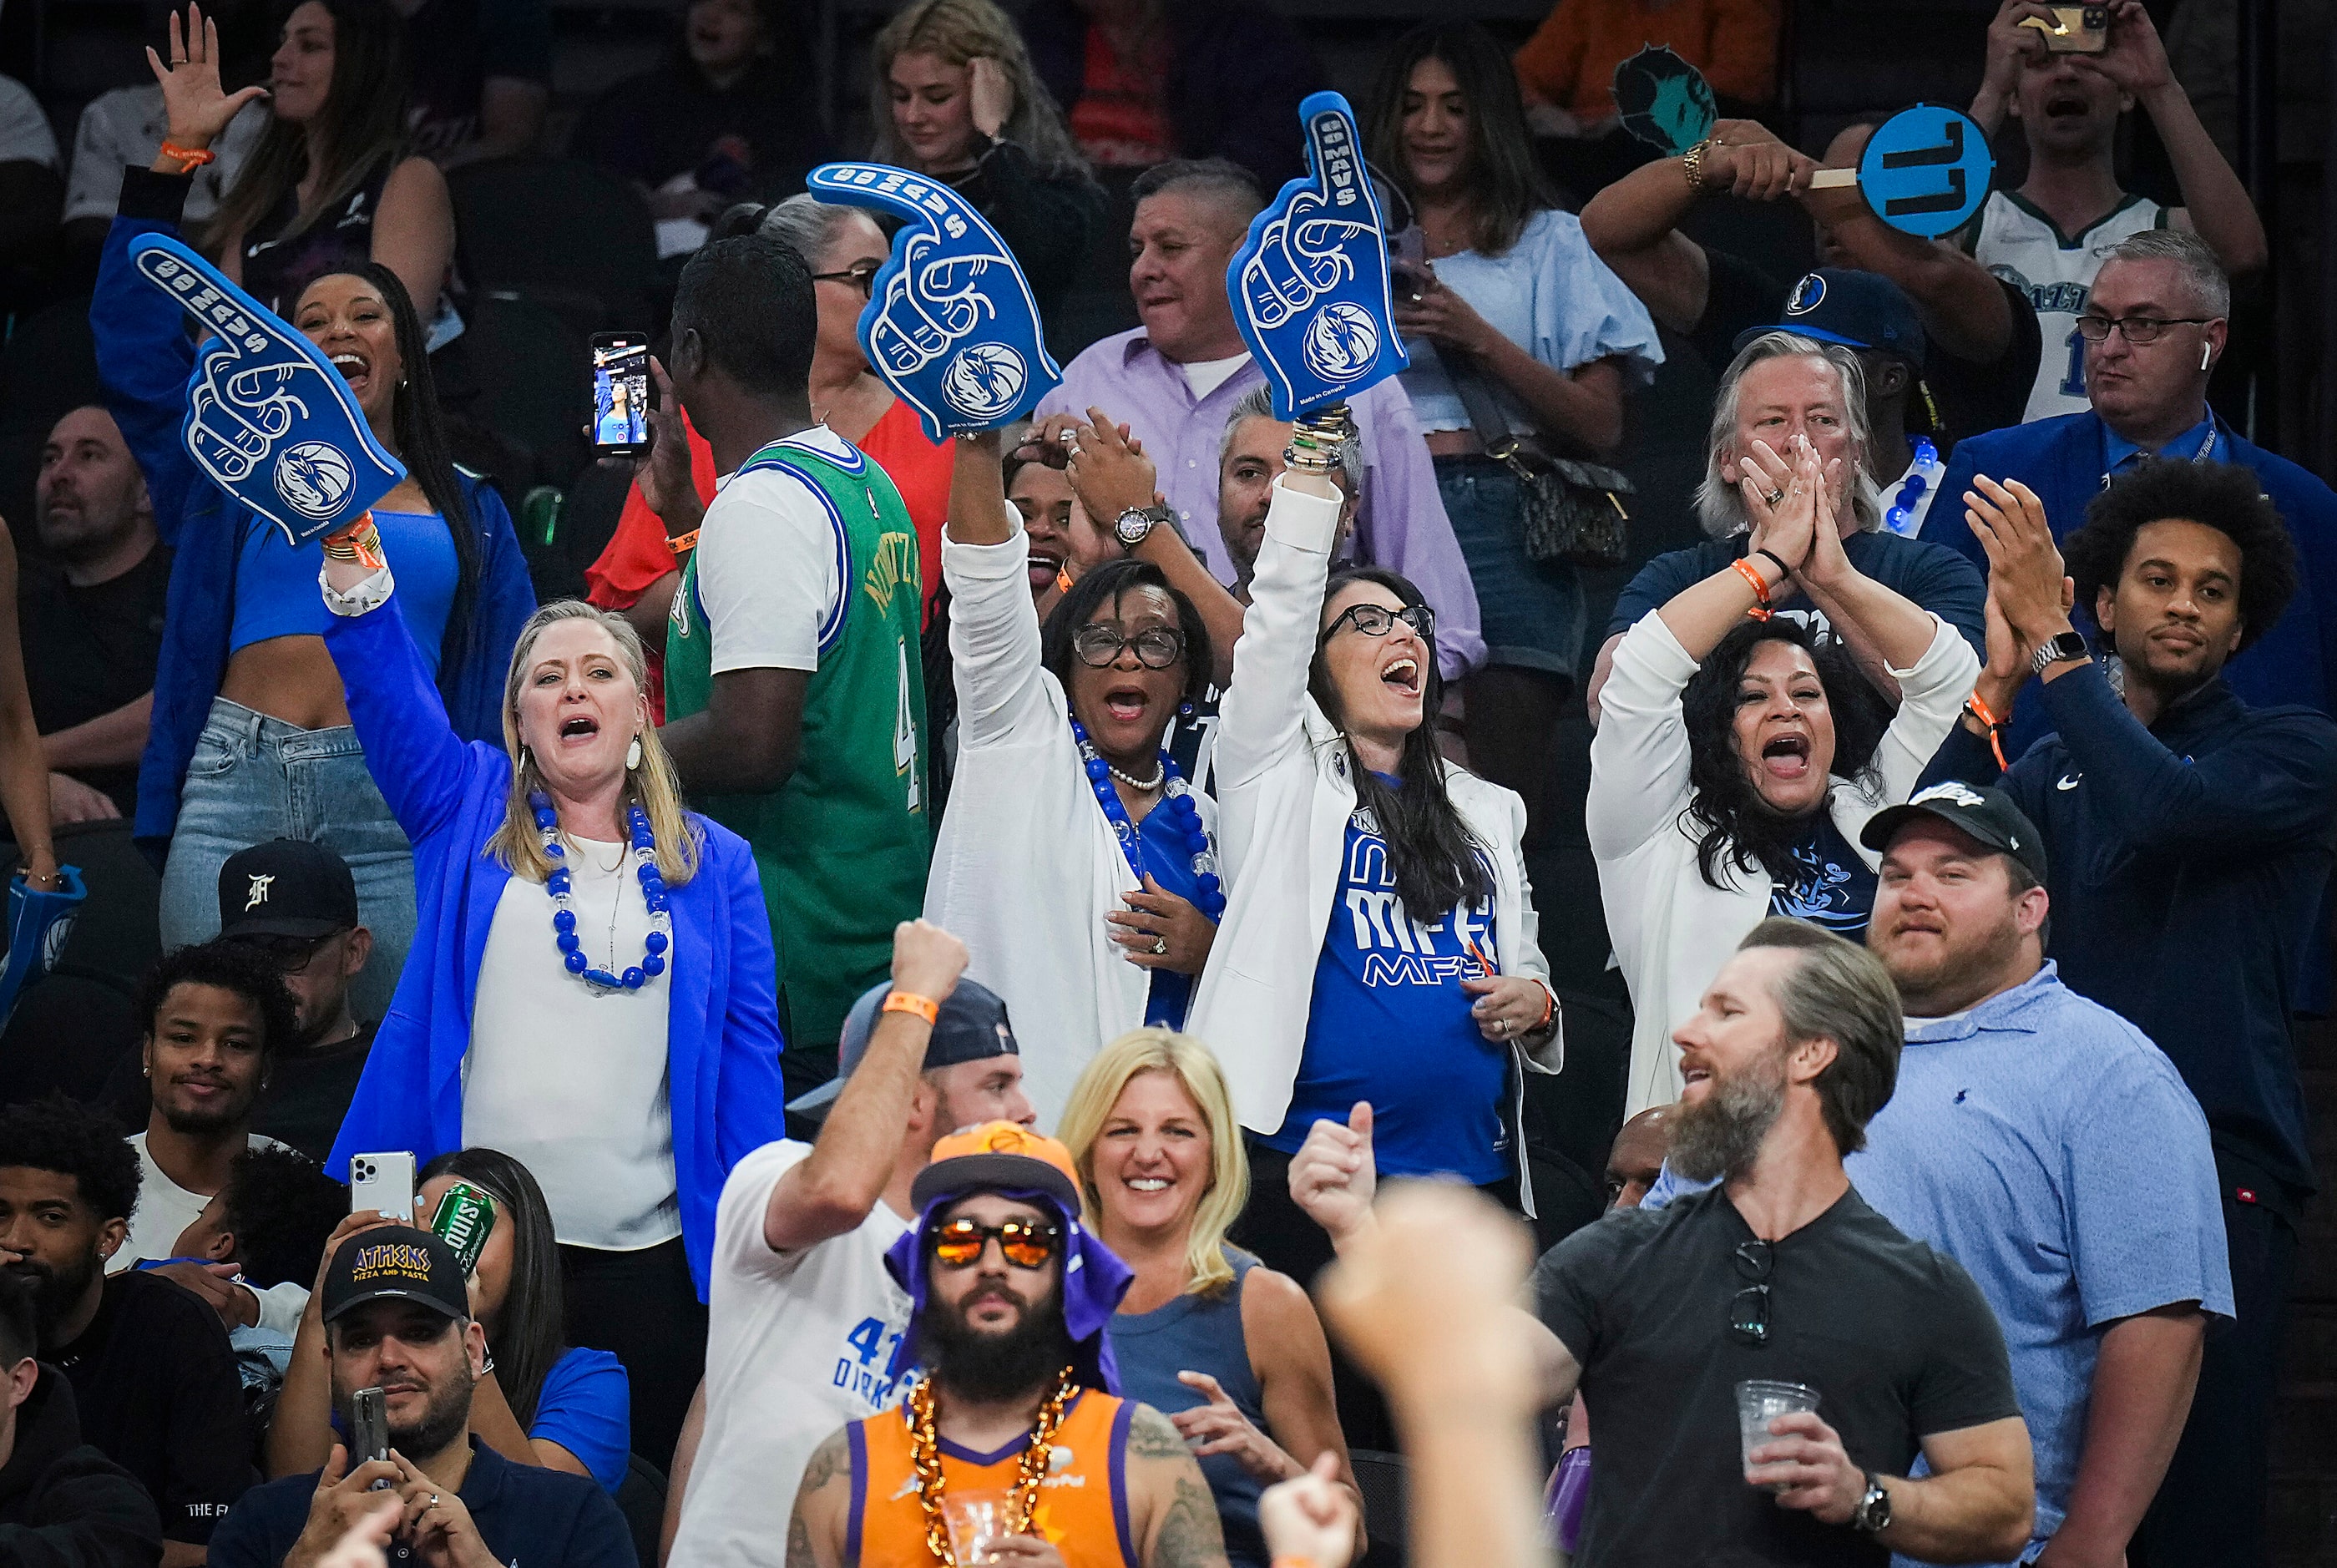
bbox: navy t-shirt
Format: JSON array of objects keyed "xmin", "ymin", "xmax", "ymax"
[
  {"xmin": 1263, "ymin": 777, "xmax": 1509, "ymax": 1184},
  {"xmin": 1605, "ymin": 530, "xmax": 1987, "ymax": 661},
  {"xmin": 1767, "ymin": 812, "xmax": 1879, "ymax": 943},
  {"xmin": 206, "ymin": 1439, "xmax": 635, "ymax": 1568}
]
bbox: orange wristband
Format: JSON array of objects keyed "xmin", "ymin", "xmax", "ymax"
[
  {"xmin": 1965, "ymin": 693, "xmax": 2010, "ymax": 772},
  {"xmin": 1732, "ymin": 556, "xmax": 1774, "ymax": 620},
  {"xmin": 665, "ymin": 529, "xmax": 701, "ymax": 556},
  {"xmin": 882, "ymin": 991, "xmax": 940, "ymax": 1026},
  {"xmin": 159, "ymin": 140, "xmax": 215, "ymax": 174}
]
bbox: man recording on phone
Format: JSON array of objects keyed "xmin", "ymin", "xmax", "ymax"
[{"xmin": 206, "ymin": 1227, "xmax": 632, "ymax": 1568}]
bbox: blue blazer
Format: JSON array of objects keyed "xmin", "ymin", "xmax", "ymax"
[
  {"xmin": 1931, "ymin": 410, "xmax": 2337, "ymax": 757},
  {"xmin": 90, "ymin": 179, "xmax": 536, "ymax": 854},
  {"xmin": 321, "ymin": 599, "xmax": 789, "ymax": 1297}
]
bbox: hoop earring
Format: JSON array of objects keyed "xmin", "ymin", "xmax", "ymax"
[{"xmin": 625, "ymin": 736, "xmax": 643, "ymax": 771}]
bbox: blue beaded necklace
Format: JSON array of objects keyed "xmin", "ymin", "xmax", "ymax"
[
  {"xmin": 1884, "ymin": 437, "xmax": 1941, "ymax": 537},
  {"xmin": 532, "ymin": 791, "xmax": 671, "ymax": 992},
  {"xmin": 1068, "ymin": 714, "xmax": 1224, "ymax": 923}
]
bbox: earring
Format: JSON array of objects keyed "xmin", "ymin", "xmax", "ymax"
[{"xmin": 625, "ymin": 736, "xmax": 643, "ymax": 771}]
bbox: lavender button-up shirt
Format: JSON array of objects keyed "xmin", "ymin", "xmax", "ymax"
[{"xmin": 1036, "ymin": 328, "xmax": 1487, "ymax": 678}]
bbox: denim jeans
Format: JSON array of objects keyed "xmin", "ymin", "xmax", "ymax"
[
  {"xmin": 1435, "ymin": 453, "xmax": 1586, "ymax": 680},
  {"xmin": 157, "ymin": 697, "xmax": 417, "ymax": 1023}
]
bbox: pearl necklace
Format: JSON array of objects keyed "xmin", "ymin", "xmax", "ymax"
[
  {"xmin": 534, "ymin": 792, "xmax": 670, "ymax": 992},
  {"xmin": 1068, "ymin": 714, "xmax": 1226, "ymax": 923},
  {"xmin": 1106, "ymin": 756, "xmax": 1166, "ymax": 792}
]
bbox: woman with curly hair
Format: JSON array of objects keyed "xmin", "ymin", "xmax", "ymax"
[{"xmin": 1590, "ymin": 430, "xmax": 1977, "ymax": 1116}]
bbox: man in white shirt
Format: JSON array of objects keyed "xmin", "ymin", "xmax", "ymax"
[
  {"xmin": 63, "ymin": 90, "xmax": 263, "ymax": 254},
  {"xmin": 664, "ymin": 919, "xmax": 1038, "ymax": 1568}
]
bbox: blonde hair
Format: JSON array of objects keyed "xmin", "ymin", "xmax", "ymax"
[
  {"xmin": 869, "ymin": 0, "xmax": 1090, "ymax": 180},
  {"xmin": 1056, "ymin": 1029, "xmax": 1249, "ymax": 1297},
  {"xmin": 486, "ymin": 601, "xmax": 702, "ymax": 886}
]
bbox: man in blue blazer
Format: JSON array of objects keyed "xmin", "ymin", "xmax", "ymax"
[{"xmin": 1927, "ymin": 229, "xmax": 2337, "ymax": 760}]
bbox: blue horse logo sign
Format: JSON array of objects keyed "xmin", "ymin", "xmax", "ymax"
[
  {"xmin": 128, "ymin": 234, "xmax": 404, "ymax": 546},
  {"xmin": 807, "ymin": 161, "xmax": 1060, "ymax": 440},
  {"xmin": 1228, "ymin": 93, "xmax": 1408, "ymax": 419}
]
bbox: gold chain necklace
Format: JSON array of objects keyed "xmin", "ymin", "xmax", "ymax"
[{"xmin": 908, "ymin": 1367, "xmax": 1080, "ymax": 1565}]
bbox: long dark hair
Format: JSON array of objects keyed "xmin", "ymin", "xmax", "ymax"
[
  {"xmin": 205, "ymin": 0, "xmax": 412, "ymax": 257},
  {"xmin": 1679, "ymin": 620, "xmax": 1891, "ymax": 891},
  {"xmin": 316, "ymin": 260, "xmax": 483, "ymax": 685},
  {"xmin": 1308, "ymin": 567, "xmax": 1490, "ymax": 918},
  {"xmin": 1363, "ymin": 21, "xmax": 1554, "ymax": 257},
  {"xmin": 418, "ymin": 1148, "xmax": 566, "ymax": 1427},
  {"xmin": 1041, "ymin": 559, "xmax": 1215, "ymax": 710}
]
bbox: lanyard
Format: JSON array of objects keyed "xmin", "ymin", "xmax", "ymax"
[{"xmin": 2100, "ymin": 421, "xmax": 2218, "ymax": 491}]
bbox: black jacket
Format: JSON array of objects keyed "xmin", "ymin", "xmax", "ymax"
[{"xmin": 0, "ymin": 1366, "xmax": 163, "ymax": 1568}]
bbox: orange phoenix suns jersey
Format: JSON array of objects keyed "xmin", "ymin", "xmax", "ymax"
[{"xmin": 849, "ymin": 1389, "xmax": 1139, "ymax": 1567}]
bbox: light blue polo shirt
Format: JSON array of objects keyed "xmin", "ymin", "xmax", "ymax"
[{"xmin": 1853, "ymin": 963, "xmax": 2233, "ymax": 1565}]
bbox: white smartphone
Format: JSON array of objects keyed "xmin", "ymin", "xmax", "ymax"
[{"xmin": 349, "ymin": 1151, "xmax": 416, "ymax": 1221}]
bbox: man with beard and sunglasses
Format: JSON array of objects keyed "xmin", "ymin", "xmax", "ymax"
[
  {"xmin": 0, "ymin": 1094, "xmax": 254, "ymax": 1566},
  {"xmin": 207, "ymin": 1227, "xmax": 631, "ymax": 1568},
  {"xmin": 1528, "ymin": 920, "xmax": 2032, "ymax": 1567},
  {"xmin": 787, "ymin": 1122, "xmax": 1227, "ymax": 1568}
]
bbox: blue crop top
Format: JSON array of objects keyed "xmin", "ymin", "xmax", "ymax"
[{"xmin": 230, "ymin": 509, "xmax": 461, "ymax": 673}]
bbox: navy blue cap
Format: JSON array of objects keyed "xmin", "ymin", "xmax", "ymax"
[
  {"xmin": 786, "ymin": 978, "xmax": 1020, "ymax": 1115},
  {"xmin": 1736, "ymin": 268, "xmax": 1928, "ymax": 372}
]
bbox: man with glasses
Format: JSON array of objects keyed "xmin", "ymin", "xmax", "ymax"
[
  {"xmin": 1928, "ymin": 229, "xmax": 2337, "ymax": 756},
  {"xmin": 211, "ymin": 840, "xmax": 377, "ymax": 1165},
  {"xmin": 1529, "ymin": 919, "xmax": 2032, "ymax": 1567},
  {"xmin": 787, "ymin": 1120, "xmax": 1228, "ymax": 1568}
]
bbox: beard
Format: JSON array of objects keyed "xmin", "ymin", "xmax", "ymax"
[
  {"xmin": 336, "ymin": 1367, "xmax": 474, "ymax": 1462},
  {"xmin": 156, "ymin": 1082, "xmax": 259, "ymax": 1136},
  {"xmin": 1669, "ymin": 1041, "xmax": 1791, "ymax": 1184},
  {"xmin": 1883, "ymin": 908, "xmax": 2026, "ymax": 1016},
  {"xmin": 917, "ymin": 1277, "xmax": 1076, "ymax": 1405},
  {"xmin": 4, "ymin": 1247, "xmax": 102, "ymax": 1339}
]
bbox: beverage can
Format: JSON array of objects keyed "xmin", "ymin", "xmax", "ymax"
[{"xmin": 431, "ymin": 1180, "xmax": 498, "ymax": 1277}]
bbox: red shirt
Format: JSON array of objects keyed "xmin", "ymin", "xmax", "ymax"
[{"xmin": 584, "ymin": 399, "xmax": 954, "ymax": 719}]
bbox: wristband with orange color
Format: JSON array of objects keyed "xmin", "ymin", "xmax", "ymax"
[{"xmin": 882, "ymin": 991, "xmax": 941, "ymax": 1026}]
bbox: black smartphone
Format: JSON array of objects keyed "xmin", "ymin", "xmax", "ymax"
[
  {"xmin": 351, "ymin": 1385, "xmax": 390, "ymax": 1479},
  {"xmin": 591, "ymin": 333, "xmax": 651, "ymax": 458}
]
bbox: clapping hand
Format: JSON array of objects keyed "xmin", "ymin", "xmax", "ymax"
[
  {"xmin": 1737, "ymin": 436, "xmax": 1822, "ymax": 577},
  {"xmin": 1963, "ymin": 474, "xmax": 2074, "ymax": 655}
]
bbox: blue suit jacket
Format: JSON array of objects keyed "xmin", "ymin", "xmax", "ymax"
[
  {"xmin": 1929, "ymin": 410, "xmax": 2337, "ymax": 756},
  {"xmin": 321, "ymin": 601, "xmax": 789, "ymax": 1297}
]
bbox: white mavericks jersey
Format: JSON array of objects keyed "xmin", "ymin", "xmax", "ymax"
[{"xmin": 1972, "ymin": 190, "xmax": 2167, "ymax": 424}]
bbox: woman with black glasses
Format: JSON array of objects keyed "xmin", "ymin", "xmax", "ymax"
[{"xmin": 923, "ymin": 430, "xmax": 1219, "ymax": 1127}]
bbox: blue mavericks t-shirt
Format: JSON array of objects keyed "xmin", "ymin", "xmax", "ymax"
[
  {"xmin": 1264, "ymin": 777, "xmax": 1508, "ymax": 1184},
  {"xmin": 1136, "ymin": 805, "xmax": 1202, "ymax": 1029},
  {"xmin": 530, "ymin": 1346, "xmax": 630, "ymax": 1494},
  {"xmin": 1767, "ymin": 813, "xmax": 1878, "ymax": 941}
]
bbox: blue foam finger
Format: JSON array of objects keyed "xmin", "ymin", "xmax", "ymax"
[
  {"xmin": 806, "ymin": 162, "xmax": 1062, "ymax": 440},
  {"xmin": 1857, "ymin": 104, "xmax": 1995, "ymax": 239},
  {"xmin": 126, "ymin": 235, "xmax": 407, "ymax": 546},
  {"xmin": 1227, "ymin": 92, "xmax": 1409, "ymax": 421},
  {"xmin": 0, "ymin": 865, "xmax": 87, "ymax": 1036}
]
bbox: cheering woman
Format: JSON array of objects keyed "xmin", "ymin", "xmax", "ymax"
[
  {"xmin": 924, "ymin": 432, "xmax": 1222, "ymax": 1128},
  {"xmin": 1588, "ymin": 432, "xmax": 1977, "ymax": 1116},
  {"xmin": 319, "ymin": 572, "xmax": 787, "ymax": 1468},
  {"xmin": 95, "ymin": 8, "xmax": 531, "ymax": 1020},
  {"xmin": 1185, "ymin": 408, "xmax": 1562, "ymax": 1263}
]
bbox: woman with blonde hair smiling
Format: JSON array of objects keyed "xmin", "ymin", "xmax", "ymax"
[{"xmin": 1059, "ymin": 1029, "xmax": 1359, "ymax": 1568}]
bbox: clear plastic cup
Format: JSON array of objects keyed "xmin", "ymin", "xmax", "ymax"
[
  {"xmin": 943, "ymin": 1490, "xmax": 1016, "ymax": 1565},
  {"xmin": 1736, "ymin": 1379, "xmax": 1820, "ymax": 1492}
]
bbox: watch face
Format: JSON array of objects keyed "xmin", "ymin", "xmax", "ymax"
[{"xmin": 1116, "ymin": 509, "xmax": 1152, "ymax": 544}]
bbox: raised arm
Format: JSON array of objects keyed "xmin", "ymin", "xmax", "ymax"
[
  {"xmin": 320, "ymin": 543, "xmax": 479, "ymax": 842},
  {"xmin": 944, "ymin": 431, "xmax": 1064, "ymax": 751},
  {"xmin": 1211, "ymin": 461, "xmax": 1343, "ymax": 792},
  {"xmin": 2105, "ymin": 0, "xmax": 2266, "ymax": 276}
]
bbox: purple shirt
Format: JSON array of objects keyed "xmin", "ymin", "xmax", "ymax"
[{"xmin": 1036, "ymin": 328, "xmax": 1488, "ymax": 678}]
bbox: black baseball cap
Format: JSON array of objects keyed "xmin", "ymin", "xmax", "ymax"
[
  {"xmin": 786, "ymin": 978, "xmax": 1021, "ymax": 1115},
  {"xmin": 1737, "ymin": 268, "xmax": 1928, "ymax": 372},
  {"xmin": 1861, "ymin": 781, "xmax": 2048, "ymax": 882},
  {"xmin": 319, "ymin": 1226, "xmax": 470, "ymax": 1325},
  {"xmin": 217, "ymin": 839, "xmax": 360, "ymax": 941}
]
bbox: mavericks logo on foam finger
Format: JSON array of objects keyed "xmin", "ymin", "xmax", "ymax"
[
  {"xmin": 942, "ymin": 343, "xmax": 1029, "ymax": 422},
  {"xmin": 1302, "ymin": 302, "xmax": 1381, "ymax": 385},
  {"xmin": 276, "ymin": 441, "xmax": 358, "ymax": 520}
]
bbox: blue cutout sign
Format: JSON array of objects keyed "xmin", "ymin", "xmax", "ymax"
[
  {"xmin": 1857, "ymin": 104, "xmax": 1994, "ymax": 239},
  {"xmin": 127, "ymin": 234, "xmax": 406, "ymax": 546},
  {"xmin": 1613, "ymin": 47, "xmax": 1717, "ymax": 157},
  {"xmin": 1227, "ymin": 92, "xmax": 1409, "ymax": 420},
  {"xmin": 0, "ymin": 865, "xmax": 86, "ymax": 1036},
  {"xmin": 806, "ymin": 162, "xmax": 1062, "ymax": 440}
]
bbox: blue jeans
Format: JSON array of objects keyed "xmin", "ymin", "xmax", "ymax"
[
  {"xmin": 1436, "ymin": 454, "xmax": 1586, "ymax": 680},
  {"xmin": 157, "ymin": 697, "xmax": 417, "ymax": 1024}
]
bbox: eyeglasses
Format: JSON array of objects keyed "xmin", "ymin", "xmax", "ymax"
[
  {"xmin": 928, "ymin": 1217, "xmax": 1063, "ymax": 1270},
  {"xmin": 1318, "ymin": 601, "xmax": 1435, "ymax": 645},
  {"xmin": 1072, "ymin": 624, "xmax": 1186, "ymax": 670},
  {"xmin": 2072, "ymin": 313, "xmax": 2217, "ymax": 345},
  {"xmin": 234, "ymin": 933, "xmax": 338, "ymax": 973},
  {"xmin": 812, "ymin": 262, "xmax": 880, "ymax": 299},
  {"xmin": 1729, "ymin": 1238, "xmax": 1773, "ymax": 1345}
]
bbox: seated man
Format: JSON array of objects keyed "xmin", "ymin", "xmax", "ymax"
[
  {"xmin": 1032, "ymin": 158, "xmax": 1485, "ymax": 682},
  {"xmin": 787, "ymin": 1123, "xmax": 1227, "ymax": 1568},
  {"xmin": 206, "ymin": 1227, "xmax": 632, "ymax": 1568},
  {"xmin": 0, "ymin": 1270, "xmax": 163, "ymax": 1568},
  {"xmin": 0, "ymin": 1095, "xmax": 254, "ymax": 1565}
]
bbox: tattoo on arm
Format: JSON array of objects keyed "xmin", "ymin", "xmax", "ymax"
[
  {"xmin": 787, "ymin": 1429, "xmax": 853, "ymax": 1568},
  {"xmin": 1148, "ymin": 1469, "xmax": 1229, "ymax": 1568},
  {"xmin": 798, "ymin": 1429, "xmax": 850, "ymax": 1495},
  {"xmin": 1126, "ymin": 1405, "xmax": 1193, "ymax": 1461},
  {"xmin": 785, "ymin": 1509, "xmax": 818, "ymax": 1568}
]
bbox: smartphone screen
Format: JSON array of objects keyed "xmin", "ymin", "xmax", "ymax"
[{"xmin": 593, "ymin": 335, "xmax": 650, "ymax": 457}]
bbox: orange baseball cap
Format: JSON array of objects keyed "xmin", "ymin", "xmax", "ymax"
[{"xmin": 910, "ymin": 1120, "xmax": 1082, "ymax": 1213}]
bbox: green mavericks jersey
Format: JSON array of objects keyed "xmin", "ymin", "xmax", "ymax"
[{"xmin": 665, "ymin": 431, "xmax": 930, "ymax": 1050}]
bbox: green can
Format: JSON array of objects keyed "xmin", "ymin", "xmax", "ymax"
[{"xmin": 431, "ymin": 1180, "xmax": 498, "ymax": 1276}]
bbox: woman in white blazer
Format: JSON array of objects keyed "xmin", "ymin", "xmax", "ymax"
[
  {"xmin": 924, "ymin": 430, "xmax": 1224, "ymax": 1127},
  {"xmin": 1590, "ymin": 434, "xmax": 1980, "ymax": 1118},
  {"xmin": 1186, "ymin": 416, "xmax": 1561, "ymax": 1261}
]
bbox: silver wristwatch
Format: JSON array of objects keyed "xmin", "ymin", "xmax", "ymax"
[
  {"xmin": 1115, "ymin": 503, "xmax": 1174, "ymax": 547},
  {"xmin": 2029, "ymin": 630, "xmax": 2089, "ymax": 678},
  {"xmin": 1850, "ymin": 1472, "xmax": 1892, "ymax": 1534}
]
